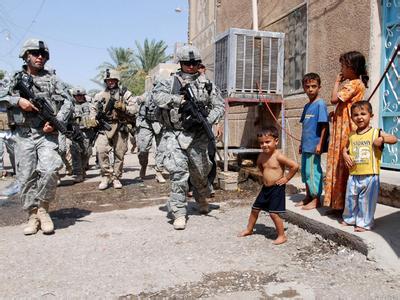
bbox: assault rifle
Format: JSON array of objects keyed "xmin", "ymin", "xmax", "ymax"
[
  {"xmin": 180, "ymin": 84, "xmax": 215, "ymax": 143},
  {"xmin": 89, "ymin": 101, "xmax": 112, "ymax": 147},
  {"xmin": 14, "ymin": 75, "xmax": 85, "ymax": 149}
]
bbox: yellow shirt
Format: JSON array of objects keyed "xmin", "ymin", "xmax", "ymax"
[{"xmin": 349, "ymin": 128, "xmax": 382, "ymax": 175}]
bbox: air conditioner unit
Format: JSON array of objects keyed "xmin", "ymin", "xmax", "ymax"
[{"xmin": 215, "ymin": 28, "xmax": 285, "ymax": 97}]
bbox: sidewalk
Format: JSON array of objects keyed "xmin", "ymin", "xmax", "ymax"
[
  {"xmin": 241, "ymin": 167, "xmax": 400, "ymax": 273},
  {"xmin": 285, "ymin": 177, "xmax": 400, "ymax": 273}
]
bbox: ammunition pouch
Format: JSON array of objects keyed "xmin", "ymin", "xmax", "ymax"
[{"xmin": 0, "ymin": 112, "xmax": 9, "ymax": 131}]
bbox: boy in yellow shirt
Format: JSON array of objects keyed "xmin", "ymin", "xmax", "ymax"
[{"xmin": 342, "ymin": 101, "xmax": 397, "ymax": 231}]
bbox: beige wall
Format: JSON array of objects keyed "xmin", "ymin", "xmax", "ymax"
[
  {"xmin": 189, "ymin": 0, "xmax": 373, "ymax": 160},
  {"xmin": 368, "ymin": 0, "xmax": 383, "ymax": 128},
  {"xmin": 189, "ymin": 0, "xmax": 216, "ymax": 79}
]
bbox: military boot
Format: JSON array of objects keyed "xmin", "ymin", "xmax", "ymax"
[
  {"xmin": 72, "ymin": 174, "xmax": 84, "ymax": 183},
  {"xmin": 113, "ymin": 179, "xmax": 122, "ymax": 189},
  {"xmin": 23, "ymin": 208, "xmax": 40, "ymax": 235},
  {"xmin": 37, "ymin": 202, "xmax": 54, "ymax": 234},
  {"xmin": 98, "ymin": 177, "xmax": 111, "ymax": 190},
  {"xmin": 154, "ymin": 169, "xmax": 166, "ymax": 183},
  {"xmin": 173, "ymin": 216, "xmax": 186, "ymax": 230},
  {"xmin": 198, "ymin": 199, "xmax": 209, "ymax": 214}
]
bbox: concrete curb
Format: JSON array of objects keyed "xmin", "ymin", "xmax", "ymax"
[{"xmin": 282, "ymin": 209, "xmax": 368, "ymax": 256}]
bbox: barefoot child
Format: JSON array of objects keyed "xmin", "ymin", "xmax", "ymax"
[
  {"xmin": 297, "ymin": 73, "xmax": 329, "ymax": 210},
  {"xmin": 239, "ymin": 127, "xmax": 299, "ymax": 244},
  {"xmin": 342, "ymin": 101, "xmax": 397, "ymax": 231}
]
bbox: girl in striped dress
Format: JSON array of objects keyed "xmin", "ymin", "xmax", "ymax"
[{"xmin": 323, "ymin": 51, "xmax": 369, "ymax": 213}]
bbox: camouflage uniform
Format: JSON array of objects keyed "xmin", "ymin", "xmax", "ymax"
[
  {"xmin": 0, "ymin": 77, "xmax": 16, "ymax": 176},
  {"xmin": 136, "ymin": 91, "xmax": 165, "ymax": 180},
  {"xmin": 153, "ymin": 45, "xmax": 224, "ymax": 225},
  {"xmin": 93, "ymin": 70, "xmax": 139, "ymax": 189},
  {"xmin": 70, "ymin": 87, "xmax": 96, "ymax": 181},
  {"xmin": 1, "ymin": 39, "xmax": 73, "ymax": 235}
]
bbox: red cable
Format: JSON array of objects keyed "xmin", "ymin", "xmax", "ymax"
[{"xmin": 257, "ymin": 91, "xmax": 301, "ymax": 142}]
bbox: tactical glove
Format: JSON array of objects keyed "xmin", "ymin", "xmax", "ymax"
[
  {"xmin": 83, "ymin": 117, "xmax": 98, "ymax": 128},
  {"xmin": 114, "ymin": 101, "xmax": 126, "ymax": 112}
]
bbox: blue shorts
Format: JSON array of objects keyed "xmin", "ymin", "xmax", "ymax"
[{"xmin": 252, "ymin": 184, "xmax": 286, "ymax": 213}]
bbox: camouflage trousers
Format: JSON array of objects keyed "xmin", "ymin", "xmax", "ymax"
[
  {"xmin": 71, "ymin": 129, "xmax": 94, "ymax": 176},
  {"xmin": 0, "ymin": 130, "xmax": 16, "ymax": 173},
  {"xmin": 58, "ymin": 133, "xmax": 72, "ymax": 173},
  {"xmin": 161, "ymin": 130, "xmax": 211, "ymax": 218},
  {"xmin": 96, "ymin": 130, "xmax": 128, "ymax": 179},
  {"xmin": 137, "ymin": 126, "xmax": 164, "ymax": 171},
  {"xmin": 14, "ymin": 127, "xmax": 62, "ymax": 210}
]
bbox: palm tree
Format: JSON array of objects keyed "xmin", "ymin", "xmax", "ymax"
[
  {"xmin": 133, "ymin": 39, "xmax": 171, "ymax": 73},
  {"xmin": 94, "ymin": 39, "xmax": 171, "ymax": 94},
  {"xmin": 93, "ymin": 47, "xmax": 137, "ymax": 87}
]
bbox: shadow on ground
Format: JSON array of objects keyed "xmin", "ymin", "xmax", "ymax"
[
  {"xmin": 373, "ymin": 211, "xmax": 400, "ymax": 258},
  {"xmin": 51, "ymin": 207, "xmax": 92, "ymax": 230}
]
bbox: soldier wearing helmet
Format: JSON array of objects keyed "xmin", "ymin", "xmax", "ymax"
[
  {"xmin": 0, "ymin": 38, "xmax": 73, "ymax": 235},
  {"xmin": 70, "ymin": 86, "xmax": 97, "ymax": 183},
  {"xmin": 152, "ymin": 44, "xmax": 225, "ymax": 230},
  {"xmin": 93, "ymin": 69, "xmax": 139, "ymax": 190}
]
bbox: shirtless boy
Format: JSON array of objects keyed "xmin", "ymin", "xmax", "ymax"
[{"xmin": 239, "ymin": 126, "xmax": 299, "ymax": 244}]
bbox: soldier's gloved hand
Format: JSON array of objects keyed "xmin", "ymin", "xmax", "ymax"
[
  {"xmin": 83, "ymin": 117, "xmax": 98, "ymax": 128},
  {"xmin": 114, "ymin": 101, "xmax": 126, "ymax": 112}
]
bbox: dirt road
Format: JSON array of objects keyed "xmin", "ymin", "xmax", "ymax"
[{"xmin": 0, "ymin": 179, "xmax": 399, "ymax": 298}]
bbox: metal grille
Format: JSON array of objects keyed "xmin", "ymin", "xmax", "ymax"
[
  {"xmin": 214, "ymin": 35, "xmax": 228, "ymax": 92},
  {"xmin": 380, "ymin": 0, "xmax": 400, "ymax": 169},
  {"xmin": 215, "ymin": 28, "xmax": 284, "ymax": 96}
]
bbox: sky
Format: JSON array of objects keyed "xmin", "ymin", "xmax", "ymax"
[{"xmin": 0, "ymin": 0, "xmax": 188, "ymax": 90}]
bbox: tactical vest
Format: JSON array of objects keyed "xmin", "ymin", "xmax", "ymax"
[
  {"xmin": 97, "ymin": 87, "xmax": 129, "ymax": 123},
  {"xmin": 11, "ymin": 69, "xmax": 61, "ymax": 128},
  {"xmin": 144, "ymin": 92, "xmax": 159, "ymax": 122},
  {"xmin": 158, "ymin": 73, "xmax": 212, "ymax": 131},
  {"xmin": 0, "ymin": 111, "xmax": 9, "ymax": 131},
  {"xmin": 74, "ymin": 101, "xmax": 92, "ymax": 129}
]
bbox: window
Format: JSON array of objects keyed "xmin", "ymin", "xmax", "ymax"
[{"xmin": 268, "ymin": 5, "xmax": 307, "ymax": 96}]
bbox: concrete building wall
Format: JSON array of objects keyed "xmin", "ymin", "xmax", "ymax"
[
  {"xmin": 188, "ymin": 0, "xmax": 216, "ymax": 80},
  {"xmin": 189, "ymin": 0, "xmax": 373, "ymax": 160},
  {"xmin": 368, "ymin": 0, "xmax": 383, "ymax": 128},
  {"xmin": 145, "ymin": 63, "xmax": 179, "ymax": 91}
]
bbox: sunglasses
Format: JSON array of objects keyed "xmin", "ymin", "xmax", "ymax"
[
  {"xmin": 181, "ymin": 61, "xmax": 200, "ymax": 67},
  {"xmin": 29, "ymin": 50, "xmax": 49, "ymax": 58}
]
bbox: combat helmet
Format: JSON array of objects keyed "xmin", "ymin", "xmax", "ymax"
[
  {"xmin": 19, "ymin": 38, "xmax": 49, "ymax": 60},
  {"xmin": 176, "ymin": 45, "xmax": 202, "ymax": 63},
  {"xmin": 103, "ymin": 69, "xmax": 120, "ymax": 82},
  {"xmin": 72, "ymin": 86, "xmax": 86, "ymax": 96}
]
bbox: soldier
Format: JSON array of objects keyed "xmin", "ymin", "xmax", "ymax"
[
  {"xmin": 94, "ymin": 69, "xmax": 139, "ymax": 190},
  {"xmin": 153, "ymin": 45, "xmax": 225, "ymax": 230},
  {"xmin": 70, "ymin": 86, "xmax": 97, "ymax": 183},
  {"xmin": 1, "ymin": 38, "xmax": 73, "ymax": 235},
  {"xmin": 0, "ymin": 76, "xmax": 20, "ymax": 197},
  {"xmin": 0, "ymin": 76, "xmax": 16, "ymax": 178},
  {"xmin": 136, "ymin": 90, "xmax": 166, "ymax": 183}
]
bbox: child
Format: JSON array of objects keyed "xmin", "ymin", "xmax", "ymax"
[
  {"xmin": 342, "ymin": 101, "xmax": 397, "ymax": 231},
  {"xmin": 297, "ymin": 73, "xmax": 329, "ymax": 210},
  {"xmin": 238, "ymin": 126, "xmax": 299, "ymax": 244},
  {"xmin": 324, "ymin": 51, "xmax": 369, "ymax": 213}
]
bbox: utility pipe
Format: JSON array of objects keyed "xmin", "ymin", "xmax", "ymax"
[{"xmin": 252, "ymin": 0, "xmax": 259, "ymax": 31}]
